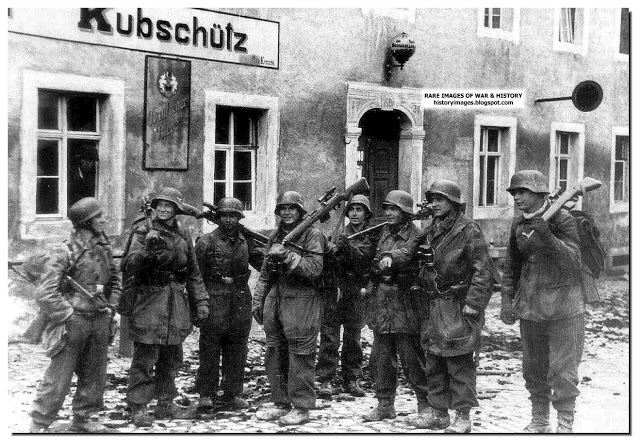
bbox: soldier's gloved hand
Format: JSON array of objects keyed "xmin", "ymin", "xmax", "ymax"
[
  {"xmin": 526, "ymin": 218, "xmax": 553, "ymax": 243},
  {"xmin": 252, "ymin": 305, "xmax": 264, "ymax": 325},
  {"xmin": 500, "ymin": 295, "xmax": 516, "ymax": 325},
  {"xmin": 379, "ymin": 256, "xmax": 393, "ymax": 270},
  {"xmin": 196, "ymin": 305, "xmax": 210, "ymax": 322},
  {"xmin": 336, "ymin": 232, "xmax": 349, "ymax": 250},
  {"xmin": 268, "ymin": 243, "xmax": 288, "ymax": 261},
  {"xmin": 145, "ymin": 230, "xmax": 163, "ymax": 251}
]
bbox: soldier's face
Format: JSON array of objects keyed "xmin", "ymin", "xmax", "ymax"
[
  {"xmin": 219, "ymin": 213, "xmax": 240, "ymax": 231},
  {"xmin": 156, "ymin": 200, "xmax": 177, "ymax": 221},
  {"xmin": 279, "ymin": 204, "xmax": 301, "ymax": 226},
  {"xmin": 348, "ymin": 204, "xmax": 367, "ymax": 227},
  {"xmin": 430, "ymin": 195, "xmax": 454, "ymax": 218},
  {"xmin": 384, "ymin": 205, "xmax": 405, "ymax": 226},
  {"xmin": 90, "ymin": 212, "xmax": 106, "ymax": 232},
  {"xmin": 511, "ymin": 189, "xmax": 545, "ymax": 213}
]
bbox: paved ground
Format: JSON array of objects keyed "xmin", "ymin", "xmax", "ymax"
[{"xmin": 6, "ymin": 274, "xmax": 630, "ymax": 434}]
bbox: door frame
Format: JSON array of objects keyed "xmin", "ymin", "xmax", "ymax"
[{"xmin": 345, "ymin": 82, "xmax": 425, "ymax": 208}]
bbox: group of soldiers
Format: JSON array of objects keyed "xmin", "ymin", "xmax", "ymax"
[{"xmin": 27, "ymin": 169, "xmax": 586, "ymax": 434}]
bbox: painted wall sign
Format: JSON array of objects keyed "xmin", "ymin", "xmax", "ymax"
[
  {"xmin": 144, "ymin": 56, "xmax": 191, "ymax": 170},
  {"xmin": 8, "ymin": 8, "xmax": 279, "ymax": 69}
]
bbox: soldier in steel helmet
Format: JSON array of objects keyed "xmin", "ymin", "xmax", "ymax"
[
  {"xmin": 316, "ymin": 194, "xmax": 376, "ymax": 399},
  {"xmin": 406, "ymin": 180, "xmax": 494, "ymax": 433},
  {"xmin": 193, "ymin": 197, "xmax": 265, "ymax": 412},
  {"xmin": 361, "ymin": 190, "xmax": 429, "ymax": 422},
  {"xmin": 30, "ymin": 197, "xmax": 120, "ymax": 433},
  {"xmin": 501, "ymin": 170, "xmax": 583, "ymax": 433},
  {"xmin": 252, "ymin": 191, "xmax": 324, "ymax": 425},
  {"xmin": 67, "ymin": 144, "xmax": 100, "ymax": 207},
  {"xmin": 121, "ymin": 187, "xmax": 209, "ymax": 427}
]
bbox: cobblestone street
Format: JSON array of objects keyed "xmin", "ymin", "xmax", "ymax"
[{"xmin": 7, "ymin": 275, "xmax": 629, "ymax": 434}]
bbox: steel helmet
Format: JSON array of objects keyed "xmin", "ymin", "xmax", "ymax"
[
  {"xmin": 275, "ymin": 191, "xmax": 307, "ymax": 216},
  {"xmin": 216, "ymin": 197, "xmax": 245, "ymax": 219},
  {"xmin": 425, "ymin": 180, "xmax": 463, "ymax": 204},
  {"xmin": 382, "ymin": 190, "xmax": 414, "ymax": 215},
  {"xmin": 347, "ymin": 194, "xmax": 372, "ymax": 217},
  {"xmin": 507, "ymin": 170, "xmax": 549, "ymax": 194},
  {"xmin": 68, "ymin": 197, "xmax": 104, "ymax": 227},
  {"xmin": 151, "ymin": 187, "xmax": 187, "ymax": 215}
]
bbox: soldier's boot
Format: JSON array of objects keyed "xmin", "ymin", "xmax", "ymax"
[
  {"xmin": 318, "ymin": 381, "xmax": 334, "ymax": 399},
  {"xmin": 407, "ymin": 407, "xmax": 450, "ymax": 429},
  {"xmin": 278, "ymin": 407, "xmax": 310, "ymax": 426},
  {"xmin": 29, "ymin": 420, "xmax": 49, "ymax": 433},
  {"xmin": 220, "ymin": 393, "xmax": 249, "ymax": 410},
  {"xmin": 556, "ymin": 410, "xmax": 574, "ymax": 433},
  {"xmin": 362, "ymin": 398, "xmax": 397, "ymax": 422},
  {"xmin": 154, "ymin": 401, "xmax": 196, "ymax": 420},
  {"xmin": 131, "ymin": 404, "xmax": 153, "ymax": 428},
  {"xmin": 343, "ymin": 380, "xmax": 366, "ymax": 397},
  {"xmin": 196, "ymin": 396, "xmax": 214, "ymax": 413},
  {"xmin": 523, "ymin": 402, "xmax": 552, "ymax": 433},
  {"xmin": 417, "ymin": 395, "xmax": 429, "ymax": 414},
  {"xmin": 256, "ymin": 403, "xmax": 292, "ymax": 421},
  {"xmin": 70, "ymin": 415, "xmax": 109, "ymax": 433},
  {"xmin": 444, "ymin": 411, "xmax": 471, "ymax": 433}
]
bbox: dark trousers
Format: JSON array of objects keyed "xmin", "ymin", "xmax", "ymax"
[
  {"xmin": 195, "ymin": 331, "xmax": 249, "ymax": 397},
  {"xmin": 424, "ymin": 352, "xmax": 478, "ymax": 413},
  {"xmin": 265, "ymin": 343, "xmax": 316, "ymax": 409},
  {"xmin": 31, "ymin": 313, "xmax": 110, "ymax": 427},
  {"xmin": 126, "ymin": 342, "xmax": 183, "ymax": 406},
  {"xmin": 316, "ymin": 288, "xmax": 364, "ymax": 382},
  {"xmin": 520, "ymin": 314, "xmax": 585, "ymax": 413},
  {"xmin": 371, "ymin": 332, "xmax": 429, "ymax": 402}
]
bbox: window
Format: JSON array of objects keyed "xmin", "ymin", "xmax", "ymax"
[
  {"xmin": 477, "ymin": 8, "xmax": 520, "ymax": 43},
  {"xmin": 36, "ymin": 91, "xmax": 101, "ymax": 216},
  {"xmin": 615, "ymin": 8, "xmax": 630, "ymax": 62},
  {"xmin": 20, "ymin": 70, "xmax": 125, "ymax": 239},
  {"xmin": 478, "ymin": 127, "xmax": 502, "ymax": 206},
  {"xmin": 549, "ymin": 123, "xmax": 585, "ymax": 206},
  {"xmin": 553, "ymin": 8, "xmax": 590, "ymax": 55},
  {"xmin": 610, "ymin": 127, "xmax": 629, "ymax": 213},
  {"xmin": 212, "ymin": 106, "xmax": 259, "ymax": 210},
  {"xmin": 473, "ymin": 115, "xmax": 517, "ymax": 219},
  {"xmin": 203, "ymin": 91, "xmax": 279, "ymax": 232}
]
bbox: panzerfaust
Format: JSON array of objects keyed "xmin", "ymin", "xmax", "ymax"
[
  {"xmin": 535, "ymin": 80, "xmax": 603, "ymax": 112},
  {"xmin": 542, "ymin": 177, "xmax": 602, "ymax": 221}
]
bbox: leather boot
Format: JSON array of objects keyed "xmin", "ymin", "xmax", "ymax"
[
  {"xmin": 131, "ymin": 404, "xmax": 153, "ymax": 428},
  {"xmin": 362, "ymin": 399, "xmax": 396, "ymax": 422},
  {"xmin": 29, "ymin": 420, "xmax": 49, "ymax": 433},
  {"xmin": 343, "ymin": 380, "xmax": 366, "ymax": 397},
  {"xmin": 196, "ymin": 396, "xmax": 214, "ymax": 413},
  {"xmin": 278, "ymin": 407, "xmax": 310, "ymax": 426},
  {"xmin": 154, "ymin": 401, "xmax": 196, "ymax": 420},
  {"xmin": 417, "ymin": 396, "xmax": 429, "ymax": 414},
  {"xmin": 318, "ymin": 381, "xmax": 334, "ymax": 399},
  {"xmin": 407, "ymin": 407, "xmax": 449, "ymax": 429},
  {"xmin": 556, "ymin": 410, "xmax": 574, "ymax": 433},
  {"xmin": 70, "ymin": 415, "xmax": 109, "ymax": 433},
  {"xmin": 256, "ymin": 403, "xmax": 291, "ymax": 421},
  {"xmin": 220, "ymin": 394, "xmax": 249, "ymax": 410},
  {"xmin": 444, "ymin": 411, "xmax": 471, "ymax": 433},
  {"xmin": 524, "ymin": 401, "xmax": 551, "ymax": 433}
]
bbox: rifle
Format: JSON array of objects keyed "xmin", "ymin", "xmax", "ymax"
[
  {"xmin": 542, "ymin": 177, "xmax": 602, "ymax": 221},
  {"xmin": 182, "ymin": 201, "xmax": 270, "ymax": 246},
  {"xmin": 347, "ymin": 196, "xmax": 435, "ymax": 241},
  {"xmin": 280, "ymin": 178, "xmax": 370, "ymax": 248}
]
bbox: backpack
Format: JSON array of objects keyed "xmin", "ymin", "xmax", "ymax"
[{"xmin": 569, "ymin": 209, "xmax": 606, "ymax": 279}]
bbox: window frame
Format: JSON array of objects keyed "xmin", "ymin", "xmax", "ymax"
[
  {"xmin": 615, "ymin": 8, "xmax": 630, "ymax": 63},
  {"xmin": 204, "ymin": 91, "xmax": 279, "ymax": 233},
  {"xmin": 553, "ymin": 8, "xmax": 590, "ymax": 56},
  {"xmin": 36, "ymin": 93, "xmax": 102, "ymax": 218},
  {"xmin": 610, "ymin": 126, "xmax": 630, "ymax": 213},
  {"xmin": 548, "ymin": 122, "xmax": 585, "ymax": 209},
  {"xmin": 20, "ymin": 71, "xmax": 126, "ymax": 240},
  {"xmin": 472, "ymin": 115, "xmax": 517, "ymax": 220},
  {"xmin": 477, "ymin": 8, "xmax": 521, "ymax": 44}
]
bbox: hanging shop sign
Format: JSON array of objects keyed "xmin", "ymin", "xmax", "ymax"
[
  {"xmin": 8, "ymin": 8, "xmax": 279, "ymax": 69},
  {"xmin": 144, "ymin": 56, "xmax": 191, "ymax": 170}
]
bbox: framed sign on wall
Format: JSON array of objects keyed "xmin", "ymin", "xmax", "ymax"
[{"xmin": 143, "ymin": 55, "xmax": 191, "ymax": 170}]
